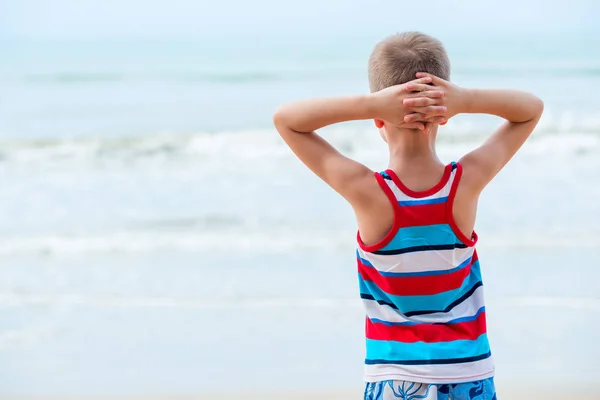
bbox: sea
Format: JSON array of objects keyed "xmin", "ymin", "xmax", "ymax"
[{"xmin": 0, "ymin": 31, "xmax": 599, "ymax": 397}]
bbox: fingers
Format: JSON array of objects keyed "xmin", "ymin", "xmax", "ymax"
[
  {"xmin": 401, "ymin": 122, "xmax": 426, "ymax": 131},
  {"xmin": 404, "ymin": 113, "xmax": 426, "ymax": 123},
  {"xmin": 415, "ymin": 72, "xmax": 446, "ymax": 86},
  {"xmin": 405, "ymin": 82, "xmax": 434, "ymax": 92},
  {"xmin": 406, "ymin": 90, "xmax": 444, "ymax": 99},
  {"xmin": 403, "ymin": 97, "xmax": 439, "ymax": 107},
  {"xmin": 410, "ymin": 76, "xmax": 433, "ymax": 85},
  {"xmin": 425, "ymin": 116, "xmax": 447, "ymax": 124},
  {"xmin": 408, "ymin": 105, "xmax": 447, "ymax": 115},
  {"xmin": 404, "ymin": 113, "xmax": 447, "ymax": 124}
]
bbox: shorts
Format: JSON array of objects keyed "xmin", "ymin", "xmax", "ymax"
[{"xmin": 364, "ymin": 377, "xmax": 497, "ymax": 400}]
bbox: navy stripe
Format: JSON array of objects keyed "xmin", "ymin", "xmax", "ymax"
[
  {"xmin": 360, "ymin": 293, "xmax": 398, "ymax": 310},
  {"xmin": 403, "ymin": 281, "xmax": 484, "ymax": 317},
  {"xmin": 373, "ymin": 243, "xmax": 469, "ymax": 256},
  {"xmin": 361, "ymin": 281, "xmax": 483, "ymax": 316},
  {"xmin": 380, "ymin": 171, "xmax": 392, "ymax": 180},
  {"xmin": 365, "ymin": 351, "xmax": 491, "ymax": 366}
]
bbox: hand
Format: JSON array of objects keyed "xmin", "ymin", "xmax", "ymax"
[
  {"xmin": 403, "ymin": 73, "xmax": 470, "ymax": 124},
  {"xmin": 369, "ymin": 76, "xmax": 447, "ymax": 130}
]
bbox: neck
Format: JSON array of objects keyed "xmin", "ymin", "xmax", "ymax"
[{"xmin": 386, "ymin": 127, "xmax": 442, "ymax": 170}]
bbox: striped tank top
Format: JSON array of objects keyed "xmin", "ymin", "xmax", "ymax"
[{"xmin": 356, "ymin": 162, "xmax": 494, "ymax": 384}]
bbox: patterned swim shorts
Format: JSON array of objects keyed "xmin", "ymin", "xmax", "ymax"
[{"xmin": 364, "ymin": 378, "xmax": 497, "ymax": 400}]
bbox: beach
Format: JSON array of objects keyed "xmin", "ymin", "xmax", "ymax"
[
  {"xmin": 1, "ymin": 4, "xmax": 600, "ymax": 397},
  {"xmin": 4, "ymin": 392, "xmax": 600, "ymax": 400}
]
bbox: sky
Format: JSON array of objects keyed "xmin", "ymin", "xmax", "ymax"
[{"xmin": 1, "ymin": 0, "xmax": 598, "ymax": 40}]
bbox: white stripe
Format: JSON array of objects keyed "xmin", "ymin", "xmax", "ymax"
[
  {"xmin": 363, "ymin": 285, "xmax": 486, "ymax": 324},
  {"xmin": 384, "ymin": 169, "xmax": 457, "ymax": 203},
  {"xmin": 364, "ymin": 357, "xmax": 495, "ymax": 384},
  {"xmin": 357, "ymin": 246, "xmax": 474, "ymax": 274}
]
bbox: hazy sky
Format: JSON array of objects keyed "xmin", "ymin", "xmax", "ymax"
[{"xmin": 2, "ymin": 0, "xmax": 598, "ymax": 39}]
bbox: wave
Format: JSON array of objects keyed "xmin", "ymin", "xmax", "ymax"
[
  {"xmin": 0, "ymin": 122, "xmax": 599, "ymax": 165},
  {"xmin": 0, "ymin": 293, "xmax": 361, "ymax": 309},
  {"xmin": 504, "ymin": 296, "xmax": 600, "ymax": 310},
  {"xmin": 1, "ymin": 292, "xmax": 598, "ymax": 310},
  {"xmin": 0, "ymin": 230, "xmax": 348, "ymax": 256},
  {"xmin": 128, "ymin": 214, "xmax": 243, "ymax": 230},
  {"xmin": 1, "ymin": 229, "xmax": 599, "ymax": 256}
]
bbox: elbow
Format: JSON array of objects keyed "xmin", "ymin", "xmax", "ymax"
[
  {"xmin": 272, "ymin": 106, "xmax": 283, "ymax": 127},
  {"xmin": 533, "ymin": 96, "xmax": 544, "ymax": 118},
  {"xmin": 272, "ymin": 105, "xmax": 289, "ymax": 133},
  {"xmin": 273, "ymin": 105, "xmax": 303, "ymax": 137},
  {"xmin": 530, "ymin": 95, "xmax": 544, "ymax": 121},
  {"xmin": 521, "ymin": 96, "xmax": 544, "ymax": 124}
]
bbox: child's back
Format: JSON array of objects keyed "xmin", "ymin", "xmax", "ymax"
[
  {"xmin": 358, "ymin": 162, "xmax": 489, "ymax": 381},
  {"xmin": 273, "ymin": 32, "xmax": 543, "ymax": 400}
]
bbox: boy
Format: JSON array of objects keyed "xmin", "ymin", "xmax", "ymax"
[{"xmin": 272, "ymin": 32, "xmax": 543, "ymax": 400}]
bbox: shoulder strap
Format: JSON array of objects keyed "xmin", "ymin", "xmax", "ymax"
[
  {"xmin": 383, "ymin": 163, "xmax": 456, "ymax": 202},
  {"xmin": 356, "ymin": 171, "xmax": 403, "ymax": 252},
  {"xmin": 447, "ymin": 162, "xmax": 478, "ymax": 246}
]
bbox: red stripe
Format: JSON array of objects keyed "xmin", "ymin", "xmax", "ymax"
[
  {"xmin": 396, "ymin": 202, "xmax": 447, "ymax": 228},
  {"xmin": 357, "ymin": 255, "xmax": 475, "ymax": 296},
  {"xmin": 366, "ymin": 311, "xmax": 487, "ymax": 343}
]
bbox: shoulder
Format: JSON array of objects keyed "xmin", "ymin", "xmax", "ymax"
[
  {"xmin": 348, "ymin": 169, "xmax": 388, "ymax": 209},
  {"xmin": 456, "ymin": 154, "xmax": 489, "ymax": 197}
]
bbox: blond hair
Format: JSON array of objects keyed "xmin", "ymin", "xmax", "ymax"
[{"xmin": 368, "ymin": 32, "xmax": 450, "ymax": 92}]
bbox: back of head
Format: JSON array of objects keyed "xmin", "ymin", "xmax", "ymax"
[{"xmin": 368, "ymin": 32, "xmax": 450, "ymax": 92}]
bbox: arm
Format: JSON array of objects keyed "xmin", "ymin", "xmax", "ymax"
[
  {"xmin": 410, "ymin": 73, "xmax": 544, "ymax": 193},
  {"xmin": 273, "ymin": 77, "xmax": 445, "ymax": 205},
  {"xmin": 458, "ymin": 89, "xmax": 544, "ymax": 192},
  {"xmin": 273, "ymin": 95, "xmax": 377, "ymax": 205}
]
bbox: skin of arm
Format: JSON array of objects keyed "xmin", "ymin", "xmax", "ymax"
[
  {"xmin": 272, "ymin": 76, "xmax": 446, "ymax": 206},
  {"xmin": 408, "ymin": 72, "xmax": 544, "ymax": 194},
  {"xmin": 404, "ymin": 72, "xmax": 544, "ymax": 238}
]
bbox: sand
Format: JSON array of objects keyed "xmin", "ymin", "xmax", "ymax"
[{"xmin": 8, "ymin": 392, "xmax": 599, "ymax": 400}]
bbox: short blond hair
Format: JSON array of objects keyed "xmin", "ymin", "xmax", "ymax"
[{"xmin": 368, "ymin": 32, "xmax": 450, "ymax": 92}]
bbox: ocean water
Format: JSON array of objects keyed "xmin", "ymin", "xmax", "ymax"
[{"xmin": 1, "ymin": 31, "xmax": 600, "ymax": 397}]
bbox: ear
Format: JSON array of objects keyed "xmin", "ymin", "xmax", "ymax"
[{"xmin": 374, "ymin": 119, "xmax": 384, "ymax": 128}]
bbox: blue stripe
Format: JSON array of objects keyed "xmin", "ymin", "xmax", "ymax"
[
  {"xmin": 380, "ymin": 224, "xmax": 459, "ymax": 252},
  {"xmin": 365, "ymin": 351, "xmax": 491, "ymax": 366},
  {"xmin": 358, "ymin": 261, "xmax": 482, "ymax": 314},
  {"xmin": 359, "ymin": 277, "xmax": 397, "ymax": 307},
  {"xmin": 369, "ymin": 306, "xmax": 486, "ymax": 327},
  {"xmin": 404, "ymin": 281, "xmax": 483, "ymax": 317},
  {"xmin": 358, "ymin": 253, "xmax": 473, "ymax": 277},
  {"xmin": 366, "ymin": 334, "xmax": 490, "ymax": 363},
  {"xmin": 398, "ymin": 196, "xmax": 448, "ymax": 206}
]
